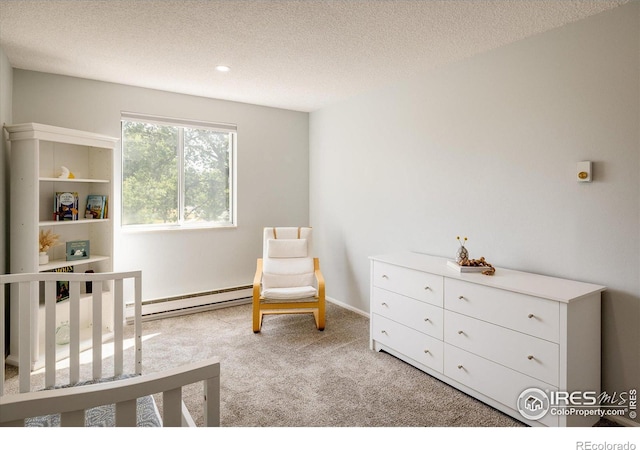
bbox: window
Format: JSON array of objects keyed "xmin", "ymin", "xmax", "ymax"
[{"xmin": 121, "ymin": 112, "xmax": 236, "ymax": 229}]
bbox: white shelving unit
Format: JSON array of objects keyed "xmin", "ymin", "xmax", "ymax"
[{"xmin": 5, "ymin": 122, "xmax": 119, "ymax": 369}]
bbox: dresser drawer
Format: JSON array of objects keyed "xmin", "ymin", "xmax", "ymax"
[
  {"xmin": 444, "ymin": 310, "xmax": 559, "ymax": 386},
  {"xmin": 372, "ymin": 287, "xmax": 443, "ymax": 339},
  {"xmin": 444, "ymin": 278, "xmax": 559, "ymax": 343},
  {"xmin": 371, "ymin": 314, "xmax": 443, "ymax": 373},
  {"xmin": 373, "ymin": 262, "xmax": 443, "ymax": 307},
  {"xmin": 444, "ymin": 344, "xmax": 558, "ymax": 427}
]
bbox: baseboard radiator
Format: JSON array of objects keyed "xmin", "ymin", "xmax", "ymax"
[{"xmin": 125, "ymin": 285, "xmax": 252, "ymax": 323}]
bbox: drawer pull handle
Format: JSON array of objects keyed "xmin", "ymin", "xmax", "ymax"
[
  {"xmin": 458, "ymin": 330, "xmax": 465, "ymax": 335},
  {"xmin": 381, "ymin": 275, "xmax": 389, "ymax": 279},
  {"xmin": 424, "ymin": 349, "xmax": 430, "ymax": 354},
  {"xmin": 527, "ymin": 355, "xmax": 535, "ymax": 360},
  {"xmin": 457, "ymin": 365, "xmax": 464, "ymax": 369},
  {"xmin": 424, "ymin": 286, "xmax": 430, "ymax": 291},
  {"xmin": 381, "ymin": 302, "xmax": 388, "ymax": 307},
  {"xmin": 458, "ymin": 295, "xmax": 465, "ymax": 300},
  {"xmin": 381, "ymin": 330, "xmax": 388, "ymax": 335},
  {"xmin": 424, "ymin": 317, "xmax": 430, "ymax": 322},
  {"xmin": 528, "ymin": 313, "xmax": 535, "ymax": 319}
]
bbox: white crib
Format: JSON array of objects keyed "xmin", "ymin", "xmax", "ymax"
[{"xmin": 0, "ymin": 271, "xmax": 220, "ymax": 427}]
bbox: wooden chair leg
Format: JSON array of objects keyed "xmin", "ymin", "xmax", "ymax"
[
  {"xmin": 252, "ymin": 259, "xmax": 263, "ymax": 333},
  {"xmin": 252, "ymin": 298, "xmax": 262, "ymax": 333},
  {"xmin": 314, "ymin": 308, "xmax": 325, "ymax": 331}
]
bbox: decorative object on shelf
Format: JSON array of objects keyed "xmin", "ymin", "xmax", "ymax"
[
  {"xmin": 46, "ymin": 266, "xmax": 74, "ymax": 302},
  {"xmin": 55, "ymin": 321, "xmax": 71, "ymax": 345},
  {"xmin": 39, "ymin": 252, "xmax": 49, "ymax": 265},
  {"xmin": 451, "ymin": 236, "xmax": 495, "ymax": 275},
  {"xmin": 447, "ymin": 260, "xmax": 490, "ymax": 273},
  {"xmin": 55, "ymin": 191, "xmax": 79, "ymax": 221},
  {"xmin": 85, "ymin": 194, "xmax": 107, "ymax": 219},
  {"xmin": 58, "ymin": 166, "xmax": 75, "ymax": 179},
  {"xmin": 455, "ymin": 236, "xmax": 469, "ymax": 264},
  {"xmin": 458, "ymin": 256, "xmax": 496, "ymax": 276},
  {"xmin": 38, "ymin": 229, "xmax": 60, "ymax": 265},
  {"xmin": 66, "ymin": 240, "xmax": 90, "ymax": 261}
]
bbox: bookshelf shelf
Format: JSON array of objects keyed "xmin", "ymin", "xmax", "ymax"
[
  {"xmin": 39, "ymin": 218, "xmax": 110, "ymax": 227},
  {"xmin": 38, "ymin": 255, "xmax": 110, "ymax": 272},
  {"xmin": 40, "ymin": 177, "xmax": 110, "ymax": 183}
]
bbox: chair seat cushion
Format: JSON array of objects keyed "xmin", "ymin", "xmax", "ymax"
[{"xmin": 262, "ymin": 286, "xmax": 317, "ymax": 301}]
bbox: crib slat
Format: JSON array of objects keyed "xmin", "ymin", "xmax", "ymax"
[
  {"xmin": 0, "ymin": 419, "xmax": 24, "ymax": 427},
  {"xmin": 204, "ymin": 375, "xmax": 221, "ymax": 426},
  {"xmin": 92, "ymin": 282, "xmax": 103, "ymax": 379},
  {"xmin": 115, "ymin": 398, "xmax": 137, "ymax": 426},
  {"xmin": 18, "ymin": 281, "xmax": 32, "ymax": 393},
  {"xmin": 69, "ymin": 281, "xmax": 81, "ymax": 385},
  {"xmin": 61, "ymin": 409, "xmax": 85, "ymax": 427},
  {"xmin": 114, "ymin": 278, "xmax": 124, "ymax": 376},
  {"xmin": 30, "ymin": 281, "xmax": 39, "ymax": 367},
  {"xmin": 134, "ymin": 273, "xmax": 142, "ymax": 375},
  {"xmin": 44, "ymin": 280, "xmax": 57, "ymax": 389},
  {"xmin": 163, "ymin": 387, "xmax": 182, "ymax": 427},
  {"xmin": 0, "ymin": 282, "xmax": 4, "ymax": 396},
  {"xmin": 0, "ymin": 283, "xmax": 6, "ymax": 396}
]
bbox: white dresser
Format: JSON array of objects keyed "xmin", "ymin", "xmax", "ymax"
[{"xmin": 369, "ymin": 252, "xmax": 605, "ymax": 427}]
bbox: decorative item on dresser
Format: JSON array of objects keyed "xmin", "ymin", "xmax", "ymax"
[{"xmin": 369, "ymin": 251, "xmax": 606, "ymax": 427}]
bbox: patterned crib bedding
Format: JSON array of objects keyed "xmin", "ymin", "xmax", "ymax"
[{"xmin": 24, "ymin": 374, "xmax": 162, "ymax": 427}]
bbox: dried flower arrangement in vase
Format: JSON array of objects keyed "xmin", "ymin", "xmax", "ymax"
[
  {"xmin": 456, "ymin": 236, "xmax": 469, "ymax": 264},
  {"xmin": 453, "ymin": 236, "xmax": 496, "ymax": 275},
  {"xmin": 39, "ymin": 229, "xmax": 60, "ymax": 265}
]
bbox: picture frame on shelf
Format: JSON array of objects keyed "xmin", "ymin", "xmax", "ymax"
[{"xmin": 66, "ymin": 240, "xmax": 90, "ymax": 261}]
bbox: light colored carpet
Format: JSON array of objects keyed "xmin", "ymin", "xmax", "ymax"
[
  {"xmin": 4, "ymin": 302, "xmax": 526, "ymax": 427},
  {"xmin": 138, "ymin": 301, "xmax": 527, "ymax": 427}
]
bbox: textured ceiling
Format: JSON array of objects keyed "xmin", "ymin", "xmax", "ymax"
[{"xmin": 0, "ymin": 0, "xmax": 630, "ymax": 112}]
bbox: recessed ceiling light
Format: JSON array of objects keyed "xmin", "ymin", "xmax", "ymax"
[{"xmin": 215, "ymin": 65, "xmax": 231, "ymax": 72}]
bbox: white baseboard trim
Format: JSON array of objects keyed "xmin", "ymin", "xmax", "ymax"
[
  {"xmin": 326, "ymin": 296, "xmax": 369, "ymax": 318},
  {"xmin": 126, "ymin": 290, "xmax": 369, "ymax": 324},
  {"xmin": 126, "ymin": 286, "xmax": 252, "ymax": 322}
]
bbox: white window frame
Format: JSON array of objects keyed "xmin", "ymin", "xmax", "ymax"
[{"xmin": 120, "ymin": 112, "xmax": 237, "ymax": 230}]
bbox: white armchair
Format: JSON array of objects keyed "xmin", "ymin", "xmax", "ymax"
[{"xmin": 252, "ymin": 227, "xmax": 325, "ymax": 332}]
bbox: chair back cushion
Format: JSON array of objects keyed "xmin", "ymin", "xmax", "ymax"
[
  {"xmin": 262, "ymin": 227, "xmax": 315, "ymax": 289},
  {"xmin": 267, "ymin": 239, "xmax": 307, "ymax": 258}
]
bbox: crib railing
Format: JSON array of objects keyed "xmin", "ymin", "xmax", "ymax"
[
  {"xmin": 0, "ymin": 271, "xmax": 142, "ymax": 395},
  {"xmin": 0, "ymin": 357, "xmax": 220, "ymax": 426},
  {"xmin": 1, "ymin": 270, "xmax": 221, "ymax": 427}
]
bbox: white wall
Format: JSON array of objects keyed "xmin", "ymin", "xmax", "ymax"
[
  {"xmin": 12, "ymin": 71, "xmax": 309, "ymax": 299},
  {"xmin": 310, "ymin": 2, "xmax": 639, "ymax": 423}
]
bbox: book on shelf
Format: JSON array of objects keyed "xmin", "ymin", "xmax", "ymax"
[
  {"xmin": 54, "ymin": 191, "xmax": 79, "ymax": 221},
  {"xmin": 85, "ymin": 194, "xmax": 107, "ymax": 219},
  {"xmin": 41, "ymin": 266, "xmax": 74, "ymax": 303},
  {"xmin": 66, "ymin": 240, "xmax": 90, "ymax": 261}
]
